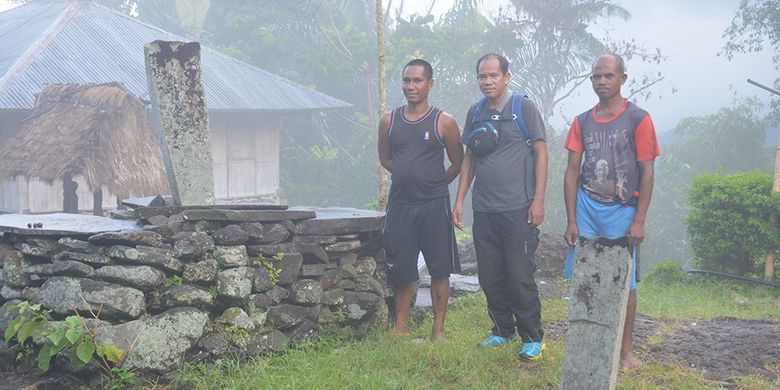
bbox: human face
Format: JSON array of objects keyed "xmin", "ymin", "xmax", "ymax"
[
  {"xmin": 477, "ymin": 57, "xmax": 510, "ymax": 100},
  {"xmin": 590, "ymin": 55, "xmax": 626, "ymax": 101},
  {"xmin": 402, "ymin": 65, "xmax": 432, "ymax": 104}
]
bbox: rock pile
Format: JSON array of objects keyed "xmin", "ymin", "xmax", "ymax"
[{"xmin": 0, "ymin": 207, "xmax": 387, "ymax": 376}]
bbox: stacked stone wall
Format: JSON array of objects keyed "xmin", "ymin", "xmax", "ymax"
[{"xmin": 0, "ymin": 207, "xmax": 387, "ymax": 375}]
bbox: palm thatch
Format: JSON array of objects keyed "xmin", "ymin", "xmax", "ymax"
[{"xmin": 0, "ymin": 82, "xmax": 169, "ymax": 198}]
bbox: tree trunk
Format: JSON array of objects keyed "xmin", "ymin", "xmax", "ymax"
[
  {"xmin": 93, "ymin": 189, "xmax": 103, "ymax": 216},
  {"xmin": 766, "ymin": 135, "xmax": 780, "ymax": 280},
  {"xmin": 376, "ymin": 0, "xmax": 389, "ymax": 211}
]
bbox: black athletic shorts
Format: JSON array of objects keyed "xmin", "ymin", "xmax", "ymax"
[{"xmin": 383, "ymin": 196, "xmax": 461, "ymax": 287}]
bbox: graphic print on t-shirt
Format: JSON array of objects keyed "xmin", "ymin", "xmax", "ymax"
[{"xmin": 581, "ymin": 127, "xmax": 632, "ymax": 202}]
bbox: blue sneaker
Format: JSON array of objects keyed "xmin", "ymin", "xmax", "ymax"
[
  {"xmin": 478, "ymin": 335, "xmax": 509, "ymax": 348},
  {"xmin": 478, "ymin": 334, "xmax": 518, "ymax": 348},
  {"xmin": 518, "ymin": 341, "xmax": 545, "ymax": 361}
]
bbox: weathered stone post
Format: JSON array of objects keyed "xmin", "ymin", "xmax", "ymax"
[
  {"xmin": 144, "ymin": 41, "xmax": 214, "ymax": 206},
  {"xmin": 560, "ymin": 241, "xmax": 632, "ymax": 390}
]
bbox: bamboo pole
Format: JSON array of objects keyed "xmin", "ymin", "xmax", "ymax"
[{"xmin": 376, "ymin": 0, "xmax": 389, "ymax": 211}]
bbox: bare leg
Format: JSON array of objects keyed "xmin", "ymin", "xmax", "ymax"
[
  {"xmin": 621, "ymin": 290, "xmax": 642, "ymax": 369},
  {"xmin": 391, "ymin": 282, "xmax": 417, "ymax": 337},
  {"xmin": 430, "ymin": 277, "xmax": 450, "ymax": 341}
]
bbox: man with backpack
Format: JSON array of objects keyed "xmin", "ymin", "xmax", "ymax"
[
  {"xmin": 563, "ymin": 53, "xmax": 660, "ymax": 369},
  {"xmin": 452, "ymin": 53, "xmax": 549, "ymax": 361}
]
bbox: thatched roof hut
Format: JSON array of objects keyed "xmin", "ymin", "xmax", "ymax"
[{"xmin": 0, "ymin": 82, "xmax": 169, "ymax": 199}]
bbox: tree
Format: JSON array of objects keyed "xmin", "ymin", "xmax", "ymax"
[
  {"xmin": 723, "ymin": 0, "xmax": 780, "ymax": 278},
  {"xmin": 647, "ymin": 97, "xmax": 773, "ymax": 267}
]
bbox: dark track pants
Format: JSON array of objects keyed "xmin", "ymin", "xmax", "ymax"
[{"xmin": 473, "ymin": 208, "xmax": 544, "ymax": 342}]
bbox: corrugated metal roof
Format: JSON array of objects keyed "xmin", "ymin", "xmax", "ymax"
[{"xmin": 0, "ymin": 1, "xmax": 351, "ymax": 111}]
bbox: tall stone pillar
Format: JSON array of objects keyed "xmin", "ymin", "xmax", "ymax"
[
  {"xmin": 144, "ymin": 41, "xmax": 214, "ymax": 206},
  {"xmin": 560, "ymin": 240, "xmax": 632, "ymax": 390}
]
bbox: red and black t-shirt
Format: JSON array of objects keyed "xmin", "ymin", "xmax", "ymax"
[{"xmin": 565, "ymin": 99, "xmax": 660, "ymax": 204}]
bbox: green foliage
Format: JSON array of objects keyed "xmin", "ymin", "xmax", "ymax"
[
  {"xmin": 253, "ymin": 252, "xmax": 284, "ymax": 284},
  {"xmin": 223, "ymin": 325, "xmax": 249, "ymax": 342},
  {"xmin": 453, "ymin": 226, "xmax": 472, "ymax": 246},
  {"xmin": 722, "ymin": 0, "xmax": 780, "ymax": 120},
  {"xmin": 685, "ymin": 172, "xmax": 780, "ymax": 274},
  {"xmin": 644, "ymin": 97, "xmax": 771, "ymax": 268},
  {"xmin": 106, "ymin": 366, "xmax": 142, "ymax": 390},
  {"xmin": 164, "ymin": 275, "xmax": 183, "ymax": 289},
  {"xmin": 644, "ymin": 260, "xmax": 690, "ymax": 285},
  {"xmin": 3, "ymin": 301, "xmax": 133, "ymax": 386},
  {"xmin": 208, "ymin": 286, "xmax": 218, "ymax": 300}
]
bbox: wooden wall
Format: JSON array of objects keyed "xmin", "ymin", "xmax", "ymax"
[
  {"xmin": 0, "ymin": 110, "xmax": 282, "ymax": 213},
  {"xmin": 0, "ymin": 176, "xmax": 115, "ymax": 214},
  {"xmin": 210, "ymin": 111, "xmax": 280, "ymax": 201}
]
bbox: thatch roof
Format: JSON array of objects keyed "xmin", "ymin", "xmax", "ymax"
[{"xmin": 0, "ymin": 82, "xmax": 169, "ymax": 198}]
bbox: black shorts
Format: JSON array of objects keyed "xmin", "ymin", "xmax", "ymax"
[{"xmin": 383, "ymin": 197, "xmax": 461, "ymax": 287}]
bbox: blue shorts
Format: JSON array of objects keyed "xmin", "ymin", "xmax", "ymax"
[{"xmin": 564, "ymin": 187, "xmax": 637, "ymax": 290}]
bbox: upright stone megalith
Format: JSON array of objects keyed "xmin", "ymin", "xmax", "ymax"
[
  {"xmin": 144, "ymin": 41, "xmax": 214, "ymax": 206},
  {"xmin": 560, "ymin": 240, "xmax": 632, "ymax": 390}
]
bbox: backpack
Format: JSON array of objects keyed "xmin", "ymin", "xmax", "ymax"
[{"xmin": 464, "ymin": 93, "xmax": 531, "ymax": 157}]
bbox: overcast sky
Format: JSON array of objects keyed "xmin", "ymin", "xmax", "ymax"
[
  {"xmin": 2, "ymin": 0, "xmax": 776, "ymax": 132},
  {"xmin": 400, "ymin": 0, "xmax": 777, "ymax": 132}
]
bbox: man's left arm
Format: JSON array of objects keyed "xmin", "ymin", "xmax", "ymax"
[
  {"xmin": 522, "ymin": 99, "xmax": 547, "ymax": 227},
  {"xmin": 628, "ymin": 160, "xmax": 654, "ymax": 246},
  {"xmin": 529, "ymin": 140, "xmax": 548, "ymax": 227},
  {"xmin": 438, "ymin": 113, "xmax": 464, "ymax": 183}
]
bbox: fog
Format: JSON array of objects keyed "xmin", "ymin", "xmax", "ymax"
[{"xmin": 0, "ymin": 0, "xmax": 777, "ymax": 273}]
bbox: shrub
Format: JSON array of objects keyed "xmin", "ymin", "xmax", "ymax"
[
  {"xmin": 685, "ymin": 172, "xmax": 780, "ymax": 275},
  {"xmin": 645, "ymin": 260, "xmax": 689, "ymax": 285}
]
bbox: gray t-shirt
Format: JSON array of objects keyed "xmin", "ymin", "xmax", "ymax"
[{"xmin": 461, "ymin": 91, "xmax": 546, "ymax": 212}]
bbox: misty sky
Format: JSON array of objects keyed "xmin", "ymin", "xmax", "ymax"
[
  {"xmin": 2, "ymin": 0, "xmax": 776, "ymax": 133},
  {"xmin": 401, "ymin": 0, "xmax": 777, "ymax": 132}
]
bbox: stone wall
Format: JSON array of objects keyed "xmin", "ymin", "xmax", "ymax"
[{"xmin": 0, "ymin": 207, "xmax": 387, "ymax": 375}]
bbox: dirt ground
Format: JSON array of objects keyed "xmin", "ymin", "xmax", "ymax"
[{"xmin": 545, "ymin": 283, "xmax": 780, "ymax": 384}]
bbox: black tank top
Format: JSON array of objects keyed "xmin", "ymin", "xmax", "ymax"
[{"xmin": 388, "ymin": 105, "xmax": 449, "ymax": 203}]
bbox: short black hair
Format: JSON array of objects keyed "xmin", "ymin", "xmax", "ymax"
[
  {"xmin": 403, "ymin": 59, "xmax": 433, "ymax": 80},
  {"xmin": 476, "ymin": 53, "xmax": 509, "ymax": 74},
  {"xmin": 595, "ymin": 52, "xmax": 626, "ymax": 74}
]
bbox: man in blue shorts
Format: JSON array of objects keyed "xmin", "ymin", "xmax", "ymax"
[
  {"xmin": 378, "ymin": 59, "xmax": 463, "ymax": 341},
  {"xmin": 563, "ymin": 53, "xmax": 660, "ymax": 369}
]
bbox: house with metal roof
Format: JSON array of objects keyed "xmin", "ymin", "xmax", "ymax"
[{"xmin": 0, "ymin": 0, "xmax": 350, "ymax": 213}]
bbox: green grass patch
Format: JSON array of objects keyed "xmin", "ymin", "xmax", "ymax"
[
  {"xmin": 638, "ymin": 276, "xmax": 780, "ymax": 320},
  {"xmin": 174, "ymin": 279, "xmax": 780, "ymax": 389}
]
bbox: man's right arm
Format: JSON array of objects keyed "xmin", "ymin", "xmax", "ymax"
[
  {"xmin": 563, "ymin": 151, "xmax": 582, "ymax": 246},
  {"xmin": 377, "ymin": 112, "xmax": 392, "ymax": 171}
]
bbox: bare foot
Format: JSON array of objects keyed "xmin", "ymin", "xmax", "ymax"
[
  {"xmin": 390, "ymin": 328, "xmax": 411, "ymax": 338},
  {"xmin": 431, "ymin": 329, "xmax": 445, "ymax": 342},
  {"xmin": 621, "ymin": 352, "xmax": 643, "ymax": 370}
]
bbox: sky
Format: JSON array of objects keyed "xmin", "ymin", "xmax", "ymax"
[
  {"xmin": 399, "ymin": 0, "xmax": 777, "ymax": 132},
  {"xmin": 2, "ymin": 0, "xmax": 775, "ymax": 132}
]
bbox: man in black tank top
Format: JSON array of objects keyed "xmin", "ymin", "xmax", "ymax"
[{"xmin": 378, "ymin": 59, "xmax": 463, "ymax": 341}]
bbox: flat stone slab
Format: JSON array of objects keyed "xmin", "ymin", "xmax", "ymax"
[
  {"xmin": 136, "ymin": 204, "xmax": 288, "ymax": 219},
  {"xmin": 292, "ymin": 207, "xmax": 384, "ymax": 235},
  {"xmin": 122, "ymin": 195, "xmax": 166, "ymax": 208},
  {"xmin": 0, "ymin": 213, "xmax": 139, "ymax": 236},
  {"xmin": 181, "ymin": 209, "xmax": 315, "ymax": 222}
]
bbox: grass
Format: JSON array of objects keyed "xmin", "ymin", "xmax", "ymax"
[{"xmin": 173, "ymin": 276, "xmax": 780, "ymax": 390}]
